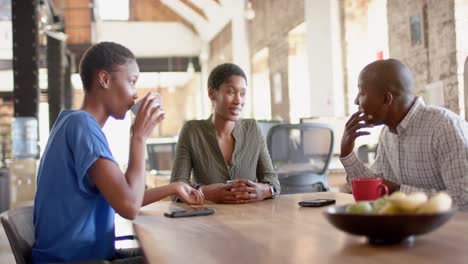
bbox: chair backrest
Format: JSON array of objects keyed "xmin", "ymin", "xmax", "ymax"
[
  {"xmin": 146, "ymin": 142, "xmax": 177, "ymax": 174},
  {"xmin": 256, "ymin": 120, "xmax": 283, "ymax": 139},
  {"xmin": 267, "ymin": 123, "xmax": 334, "ymax": 175},
  {"xmin": 0, "ymin": 206, "xmax": 34, "ymax": 264},
  {"xmin": 300, "ymin": 116, "xmax": 346, "ymax": 156}
]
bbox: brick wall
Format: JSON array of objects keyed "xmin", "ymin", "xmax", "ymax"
[
  {"xmin": 455, "ymin": 1, "xmax": 468, "ymax": 120},
  {"xmin": 268, "ymin": 36, "xmax": 290, "ymax": 120},
  {"xmin": 205, "ymin": 0, "xmax": 304, "ymax": 120},
  {"xmin": 342, "ymin": 0, "xmax": 370, "ymax": 114},
  {"xmin": 387, "ymin": 0, "xmax": 461, "ymax": 113},
  {"xmin": 159, "ymin": 75, "xmax": 201, "ymax": 136},
  {"xmin": 207, "ymin": 22, "xmax": 232, "ymax": 73},
  {"xmin": 249, "ymin": 0, "xmax": 304, "ymax": 121},
  {"xmin": 62, "ymin": 0, "xmax": 92, "ymax": 44},
  {"xmin": 465, "ymin": 57, "xmax": 468, "ymax": 119}
]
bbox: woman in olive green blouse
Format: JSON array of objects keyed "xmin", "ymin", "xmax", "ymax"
[{"xmin": 170, "ymin": 63, "xmax": 280, "ymax": 203}]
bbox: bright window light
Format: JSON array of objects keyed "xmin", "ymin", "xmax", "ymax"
[
  {"xmin": 96, "ymin": 0, "xmax": 129, "ymax": 21},
  {"xmin": 0, "ymin": 0, "xmax": 11, "ymax": 20}
]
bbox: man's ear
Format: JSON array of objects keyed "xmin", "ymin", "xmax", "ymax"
[
  {"xmin": 384, "ymin": 91, "xmax": 393, "ymax": 106},
  {"xmin": 98, "ymin": 70, "xmax": 110, "ymax": 89}
]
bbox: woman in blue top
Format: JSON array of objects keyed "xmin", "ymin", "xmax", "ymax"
[{"xmin": 32, "ymin": 42, "xmax": 204, "ymax": 263}]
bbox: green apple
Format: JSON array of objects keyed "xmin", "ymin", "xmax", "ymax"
[
  {"xmin": 372, "ymin": 197, "xmax": 388, "ymax": 213},
  {"xmin": 346, "ymin": 201, "xmax": 372, "ymax": 214}
]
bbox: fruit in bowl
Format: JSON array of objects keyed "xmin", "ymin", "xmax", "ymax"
[
  {"xmin": 345, "ymin": 201, "xmax": 372, "ymax": 214},
  {"xmin": 323, "ymin": 191, "xmax": 457, "ymax": 245},
  {"xmin": 344, "ymin": 191, "xmax": 453, "ymax": 215},
  {"xmin": 417, "ymin": 192, "xmax": 453, "ymax": 214},
  {"xmin": 387, "ymin": 192, "xmax": 428, "ymax": 212}
]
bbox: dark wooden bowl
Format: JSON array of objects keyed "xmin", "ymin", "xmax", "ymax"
[{"xmin": 323, "ymin": 204, "xmax": 457, "ymax": 245}]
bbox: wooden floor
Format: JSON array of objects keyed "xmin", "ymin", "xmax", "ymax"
[{"xmin": 0, "ymin": 169, "xmax": 348, "ymax": 261}]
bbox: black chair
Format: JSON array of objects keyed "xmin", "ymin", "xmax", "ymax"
[
  {"xmin": 256, "ymin": 120, "xmax": 284, "ymax": 140},
  {"xmin": 267, "ymin": 123, "xmax": 334, "ymax": 194},
  {"xmin": 357, "ymin": 144, "xmax": 378, "ymax": 163},
  {"xmin": 146, "ymin": 142, "xmax": 177, "ymax": 174},
  {"xmin": 0, "ymin": 206, "xmax": 125, "ymax": 264},
  {"xmin": 300, "ymin": 116, "xmax": 346, "ymax": 157}
]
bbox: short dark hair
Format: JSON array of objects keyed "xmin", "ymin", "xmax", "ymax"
[
  {"xmin": 79, "ymin": 41, "xmax": 136, "ymax": 91},
  {"xmin": 207, "ymin": 63, "xmax": 247, "ymax": 91}
]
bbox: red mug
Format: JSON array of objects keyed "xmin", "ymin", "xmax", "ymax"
[{"xmin": 351, "ymin": 178, "xmax": 389, "ymax": 201}]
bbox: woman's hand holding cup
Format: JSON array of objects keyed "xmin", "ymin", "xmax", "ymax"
[{"xmin": 131, "ymin": 92, "xmax": 165, "ymax": 140}]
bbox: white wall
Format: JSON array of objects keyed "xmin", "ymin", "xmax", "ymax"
[
  {"xmin": 102, "ymin": 115, "xmax": 132, "ymax": 167},
  {"xmin": 199, "ymin": 44, "xmax": 211, "ymax": 119},
  {"xmin": 465, "ymin": 56, "xmax": 468, "ymax": 120},
  {"xmin": 231, "ymin": 0, "xmax": 252, "ymax": 118},
  {"xmin": 345, "ymin": 0, "xmax": 389, "ymax": 115},
  {"xmin": 305, "ymin": 0, "xmax": 345, "ymax": 117},
  {"xmin": 0, "ymin": 69, "xmax": 49, "ymax": 92},
  {"xmin": 94, "ymin": 21, "xmax": 203, "ymax": 57},
  {"xmin": 288, "ymin": 23, "xmax": 310, "ymax": 123},
  {"xmin": 0, "ymin": 70, "xmax": 13, "ymax": 91},
  {"xmin": 455, "ymin": 0, "xmax": 468, "ymax": 120},
  {"xmin": 252, "ymin": 48, "xmax": 271, "ymax": 120},
  {"xmin": 0, "ymin": 21, "xmax": 12, "ymax": 59}
]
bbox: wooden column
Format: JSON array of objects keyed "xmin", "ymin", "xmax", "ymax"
[
  {"xmin": 47, "ymin": 34, "xmax": 66, "ymax": 130},
  {"xmin": 63, "ymin": 52, "xmax": 74, "ymax": 110}
]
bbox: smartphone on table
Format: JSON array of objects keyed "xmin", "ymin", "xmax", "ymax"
[
  {"xmin": 164, "ymin": 207, "xmax": 215, "ymax": 218},
  {"xmin": 298, "ymin": 199, "xmax": 336, "ymax": 207}
]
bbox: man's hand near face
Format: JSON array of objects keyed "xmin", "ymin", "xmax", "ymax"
[{"xmin": 341, "ymin": 111, "xmax": 374, "ymax": 158}]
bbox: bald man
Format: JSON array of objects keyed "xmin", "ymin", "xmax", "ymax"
[{"xmin": 340, "ymin": 58, "xmax": 468, "ymax": 210}]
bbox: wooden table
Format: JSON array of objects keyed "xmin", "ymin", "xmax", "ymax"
[{"xmin": 133, "ymin": 192, "xmax": 468, "ymax": 264}]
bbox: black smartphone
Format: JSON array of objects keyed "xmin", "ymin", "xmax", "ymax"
[
  {"xmin": 298, "ymin": 199, "xmax": 336, "ymax": 207},
  {"xmin": 164, "ymin": 207, "xmax": 215, "ymax": 218}
]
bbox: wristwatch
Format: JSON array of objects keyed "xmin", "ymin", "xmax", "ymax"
[{"xmin": 267, "ymin": 183, "xmax": 275, "ymax": 198}]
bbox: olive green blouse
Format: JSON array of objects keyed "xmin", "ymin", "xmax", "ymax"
[{"xmin": 170, "ymin": 116, "xmax": 281, "ymax": 197}]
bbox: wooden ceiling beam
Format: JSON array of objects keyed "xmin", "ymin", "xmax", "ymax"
[
  {"xmin": 180, "ymin": 0, "xmax": 208, "ymax": 21},
  {"xmin": 156, "ymin": 0, "xmax": 199, "ymax": 35}
]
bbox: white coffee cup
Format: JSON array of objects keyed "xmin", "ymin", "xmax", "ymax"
[{"xmin": 131, "ymin": 93, "xmax": 162, "ymax": 115}]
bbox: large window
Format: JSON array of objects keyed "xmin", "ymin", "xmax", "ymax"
[
  {"xmin": 345, "ymin": 0, "xmax": 389, "ymax": 115},
  {"xmin": 288, "ymin": 23, "xmax": 311, "ymax": 123},
  {"xmin": 251, "ymin": 48, "xmax": 272, "ymax": 120},
  {"xmin": 0, "ymin": 0, "xmax": 10, "ymax": 21},
  {"xmin": 96, "ymin": 0, "xmax": 129, "ymax": 21}
]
